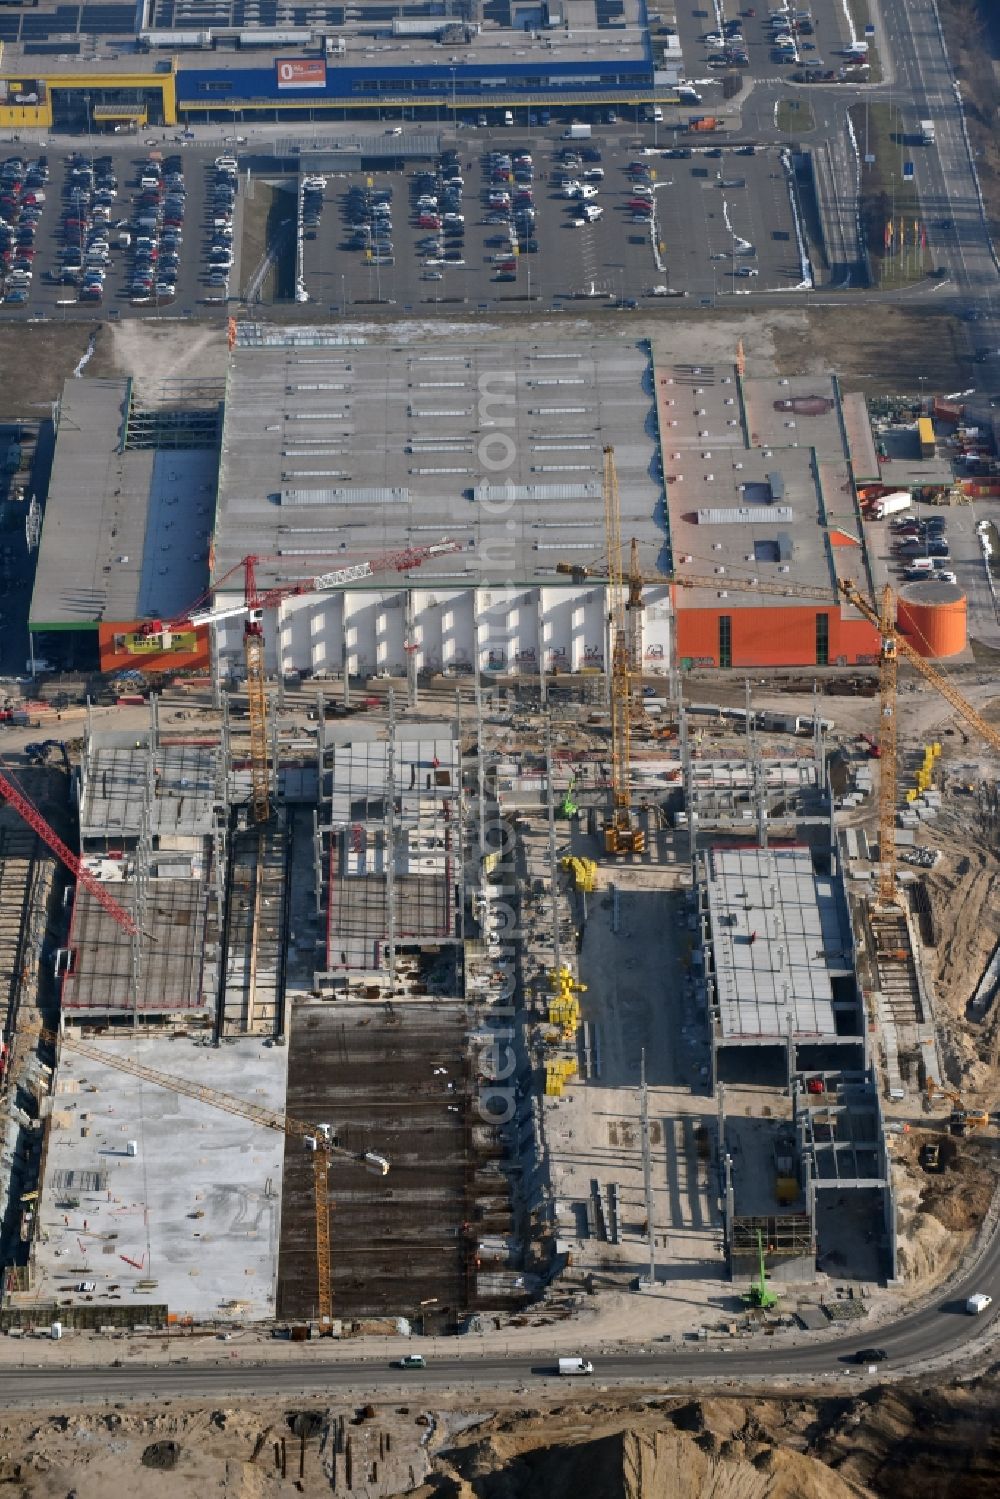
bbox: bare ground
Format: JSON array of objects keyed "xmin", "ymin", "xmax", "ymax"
[
  {"xmin": 769, "ymin": 305, "xmax": 971, "ymax": 395},
  {"xmin": 3, "ymin": 1377, "xmax": 1000, "ymax": 1499},
  {"xmin": 88, "ymin": 322, "xmax": 229, "ymax": 404},
  {"xmin": 0, "ymin": 322, "xmax": 103, "ymax": 414}
]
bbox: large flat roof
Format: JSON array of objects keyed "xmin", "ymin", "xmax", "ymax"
[
  {"xmin": 705, "ymin": 844, "xmax": 842, "ymax": 1043},
  {"xmin": 31, "ymin": 1035, "xmax": 287, "ymax": 1321},
  {"xmin": 0, "ymin": 0, "xmax": 648, "ymax": 73},
  {"xmin": 659, "ymin": 363, "xmax": 871, "ymax": 613},
  {"xmin": 30, "ymin": 379, "xmax": 215, "ymax": 631},
  {"xmin": 214, "ymin": 332, "xmax": 664, "ymax": 593}
]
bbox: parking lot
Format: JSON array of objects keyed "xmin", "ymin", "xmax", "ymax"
[
  {"xmin": 0, "ymin": 124, "xmax": 807, "ymax": 319},
  {"xmin": 298, "ymin": 136, "xmax": 804, "ymax": 314},
  {"xmin": 671, "ymin": 1, "xmax": 862, "ymax": 93},
  {"xmin": 869, "ymin": 502, "xmax": 1000, "ymax": 644},
  {"xmin": 0, "ymin": 143, "xmax": 243, "ymax": 320}
]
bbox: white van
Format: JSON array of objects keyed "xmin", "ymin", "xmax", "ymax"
[
  {"xmin": 558, "ymin": 1356, "xmax": 594, "ymax": 1376},
  {"xmin": 649, "ymin": 104, "xmax": 664, "ymax": 123},
  {"xmin": 504, "ymin": 110, "xmax": 514, "ymax": 126}
]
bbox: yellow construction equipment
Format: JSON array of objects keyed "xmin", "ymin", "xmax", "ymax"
[
  {"xmin": 544, "ymin": 1057, "xmax": 577, "ymax": 1096},
  {"xmin": 924, "ymin": 1078, "xmax": 990, "ymax": 1134},
  {"xmin": 925, "ymin": 1077, "xmax": 962, "ymax": 1107},
  {"xmin": 243, "ymin": 604, "xmax": 271, "ymax": 823},
  {"xmin": 602, "ymin": 448, "xmax": 644, "ymax": 856},
  {"xmin": 561, "ymin": 855, "xmax": 598, "ymax": 893},
  {"xmin": 556, "ymin": 545, "xmax": 1000, "ymax": 900},
  {"xmin": 37, "ymin": 1027, "xmax": 390, "ymax": 1326},
  {"xmin": 837, "ymin": 579, "xmax": 1000, "ymax": 905}
]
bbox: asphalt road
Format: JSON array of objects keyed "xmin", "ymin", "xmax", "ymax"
[{"xmin": 1, "ymin": 1225, "xmax": 997, "ymax": 1407}]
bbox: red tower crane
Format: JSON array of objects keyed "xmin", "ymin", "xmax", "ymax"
[
  {"xmin": 143, "ymin": 539, "xmax": 462, "ymax": 823},
  {"xmin": 0, "ymin": 769, "xmax": 140, "ymax": 937}
]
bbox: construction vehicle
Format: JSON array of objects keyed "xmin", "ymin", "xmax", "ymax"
[
  {"xmin": 919, "ymin": 1141, "xmax": 941, "ymax": 1172},
  {"xmin": 23, "ymin": 740, "xmax": 70, "ymax": 773},
  {"xmin": 601, "ymin": 448, "xmax": 644, "ymax": 855},
  {"xmin": 924, "ymin": 1078, "xmax": 990, "ymax": 1134},
  {"xmin": 742, "ymin": 1229, "xmax": 779, "ymax": 1311},
  {"xmin": 37, "ymin": 1025, "xmax": 388, "ymax": 1325},
  {"xmin": 557, "ymin": 776, "xmax": 579, "ymax": 819},
  {"xmin": 557, "ymin": 545, "xmax": 1000, "ymax": 900},
  {"xmin": 141, "ymin": 540, "xmax": 460, "ymax": 824}
]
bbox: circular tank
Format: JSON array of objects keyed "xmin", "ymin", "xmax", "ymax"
[{"xmin": 896, "ymin": 580, "xmax": 967, "ymax": 658}]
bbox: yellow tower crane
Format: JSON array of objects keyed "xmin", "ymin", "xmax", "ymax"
[
  {"xmin": 602, "ymin": 446, "xmax": 644, "ymax": 855},
  {"xmin": 141, "ymin": 540, "xmax": 462, "ymax": 826},
  {"xmin": 36, "ymin": 1027, "xmax": 391, "ymax": 1327},
  {"xmin": 837, "ymin": 579, "xmax": 1000, "ymax": 904},
  {"xmin": 559, "ymin": 540, "xmax": 1000, "ymax": 903}
]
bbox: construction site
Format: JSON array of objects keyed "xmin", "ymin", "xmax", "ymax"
[{"xmin": 0, "ymin": 326, "xmax": 998, "ymax": 1343}]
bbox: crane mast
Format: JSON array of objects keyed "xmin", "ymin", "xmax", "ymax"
[
  {"xmin": 241, "ymin": 557, "xmax": 272, "ymax": 823},
  {"xmin": 37, "ymin": 1026, "xmax": 388, "ymax": 1326},
  {"xmin": 876, "ymin": 584, "xmax": 898, "ymax": 906},
  {"xmin": 603, "ymin": 447, "xmax": 643, "ymax": 855}
]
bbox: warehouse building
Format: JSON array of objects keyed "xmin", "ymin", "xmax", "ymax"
[
  {"xmin": 659, "ymin": 367, "xmax": 883, "ymax": 670},
  {"xmin": 0, "ymin": 0, "xmax": 670, "ymax": 128},
  {"xmin": 28, "ymin": 378, "xmax": 218, "ymax": 677},
  {"xmin": 209, "ymin": 326, "xmax": 670, "ymax": 685},
  {"xmin": 695, "ymin": 842, "xmax": 867, "ymax": 1086}
]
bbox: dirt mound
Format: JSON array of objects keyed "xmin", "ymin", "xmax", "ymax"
[
  {"xmin": 920, "ymin": 1176, "xmax": 994, "ymax": 1231},
  {"xmin": 433, "ymin": 1378, "xmax": 1000, "ymax": 1499},
  {"xmin": 812, "ymin": 1379, "xmax": 1000, "ymax": 1499},
  {"xmin": 442, "ymin": 1407, "xmax": 869, "ymax": 1499}
]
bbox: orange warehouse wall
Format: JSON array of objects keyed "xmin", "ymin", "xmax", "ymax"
[
  {"xmin": 99, "ymin": 621, "xmax": 210, "ymax": 674},
  {"xmin": 676, "ymin": 605, "xmax": 879, "ymax": 669}
]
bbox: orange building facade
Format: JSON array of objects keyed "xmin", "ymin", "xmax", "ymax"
[
  {"xmin": 98, "ymin": 621, "xmax": 210, "ymax": 675},
  {"xmin": 675, "ymin": 604, "xmax": 880, "ymax": 670}
]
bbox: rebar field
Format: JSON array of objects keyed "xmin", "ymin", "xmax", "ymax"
[{"xmin": 277, "ymin": 1002, "xmax": 472, "ymax": 1324}]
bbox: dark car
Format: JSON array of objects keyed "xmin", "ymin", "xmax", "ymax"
[{"xmin": 854, "ymin": 1348, "xmax": 888, "ymax": 1364}]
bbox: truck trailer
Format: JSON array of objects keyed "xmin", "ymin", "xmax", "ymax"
[
  {"xmin": 920, "ymin": 119, "xmax": 936, "ymax": 145},
  {"xmin": 564, "ymin": 123, "xmax": 592, "ymax": 140},
  {"xmin": 869, "ymin": 490, "xmax": 912, "ymax": 520}
]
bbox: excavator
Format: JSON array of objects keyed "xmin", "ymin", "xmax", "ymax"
[
  {"xmin": 924, "ymin": 1077, "xmax": 990, "ymax": 1134},
  {"xmin": 742, "ymin": 1229, "xmax": 779, "ymax": 1311}
]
